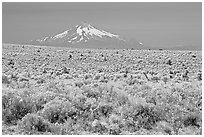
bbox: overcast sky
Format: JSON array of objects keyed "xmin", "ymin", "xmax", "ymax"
[{"xmin": 2, "ymin": 2, "xmax": 202, "ymax": 49}]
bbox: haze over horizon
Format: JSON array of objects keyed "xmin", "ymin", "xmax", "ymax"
[{"xmin": 2, "ymin": 2, "xmax": 202, "ymax": 50}]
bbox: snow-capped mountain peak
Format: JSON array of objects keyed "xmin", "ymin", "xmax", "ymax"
[
  {"xmin": 34, "ymin": 22, "xmax": 125, "ymax": 44},
  {"xmin": 75, "ymin": 22, "xmax": 120, "ymax": 39},
  {"xmin": 31, "ymin": 22, "xmax": 142, "ymax": 49}
]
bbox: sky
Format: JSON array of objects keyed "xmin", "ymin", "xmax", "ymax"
[{"xmin": 2, "ymin": 2, "xmax": 202, "ymax": 49}]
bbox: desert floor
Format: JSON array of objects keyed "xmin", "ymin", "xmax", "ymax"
[{"xmin": 2, "ymin": 43, "xmax": 202, "ymax": 135}]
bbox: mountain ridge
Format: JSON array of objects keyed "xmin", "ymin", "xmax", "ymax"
[{"xmin": 30, "ymin": 22, "xmax": 143, "ymax": 49}]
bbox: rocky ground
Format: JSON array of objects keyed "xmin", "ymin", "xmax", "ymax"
[{"xmin": 2, "ymin": 43, "xmax": 202, "ymax": 135}]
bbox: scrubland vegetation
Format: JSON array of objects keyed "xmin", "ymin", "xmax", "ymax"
[{"xmin": 2, "ymin": 44, "xmax": 202, "ymax": 135}]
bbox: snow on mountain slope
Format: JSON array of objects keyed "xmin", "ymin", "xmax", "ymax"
[
  {"xmin": 31, "ymin": 22, "xmax": 141, "ymax": 49},
  {"xmin": 75, "ymin": 23, "xmax": 120, "ymax": 39}
]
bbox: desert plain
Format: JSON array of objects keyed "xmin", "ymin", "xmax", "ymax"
[{"xmin": 2, "ymin": 43, "xmax": 202, "ymax": 135}]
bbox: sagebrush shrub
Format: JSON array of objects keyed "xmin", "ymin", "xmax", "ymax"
[
  {"xmin": 183, "ymin": 112, "xmax": 201, "ymax": 128},
  {"xmin": 178, "ymin": 126, "xmax": 202, "ymax": 135},
  {"xmin": 97, "ymin": 85, "xmax": 129, "ymax": 106},
  {"xmin": 91, "ymin": 103, "xmax": 113, "ymax": 120},
  {"xmin": 2, "ymin": 75, "xmax": 10, "ymax": 84},
  {"xmin": 83, "ymin": 88, "xmax": 100, "ymax": 99},
  {"xmin": 48, "ymin": 119, "xmax": 75, "ymax": 135},
  {"xmin": 2, "ymin": 93, "xmax": 34, "ymax": 124},
  {"xmin": 18, "ymin": 113, "xmax": 51, "ymax": 133},
  {"xmin": 91, "ymin": 119, "xmax": 109, "ymax": 134},
  {"xmin": 135, "ymin": 105, "xmax": 163, "ymax": 129},
  {"xmin": 31, "ymin": 91, "xmax": 57, "ymax": 111},
  {"xmin": 123, "ymin": 101, "xmax": 163, "ymax": 131},
  {"xmin": 107, "ymin": 114, "xmax": 124, "ymax": 135},
  {"xmin": 154, "ymin": 121, "xmax": 173, "ymax": 135},
  {"xmin": 40, "ymin": 98, "xmax": 77, "ymax": 124}
]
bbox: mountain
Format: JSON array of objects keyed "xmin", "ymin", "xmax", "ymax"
[{"xmin": 30, "ymin": 22, "xmax": 143, "ymax": 49}]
